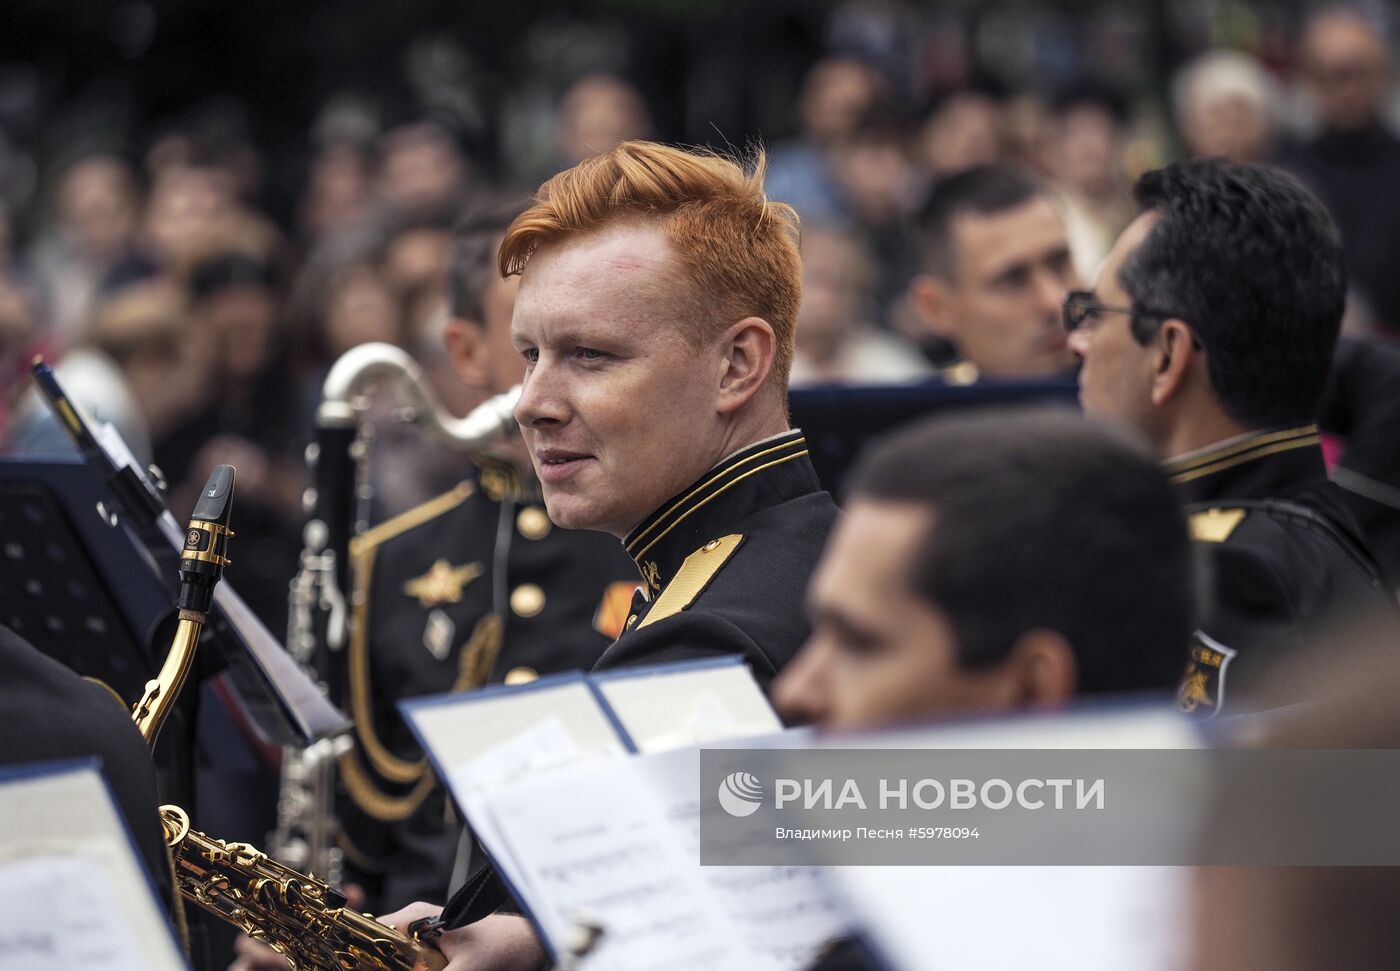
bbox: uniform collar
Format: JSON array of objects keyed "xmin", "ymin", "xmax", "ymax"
[
  {"xmin": 623, "ymin": 429, "xmax": 817, "ymax": 594},
  {"xmin": 473, "ymin": 452, "xmax": 542, "ymax": 503},
  {"xmin": 1164, "ymin": 424, "xmax": 1324, "ymax": 505}
]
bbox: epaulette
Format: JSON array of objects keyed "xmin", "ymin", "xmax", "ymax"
[
  {"xmin": 1188, "ymin": 507, "xmax": 1247, "ymax": 543},
  {"xmin": 348, "ymin": 481, "xmax": 475, "ymax": 558},
  {"xmin": 637, "ymin": 534, "xmax": 745, "ymax": 629}
]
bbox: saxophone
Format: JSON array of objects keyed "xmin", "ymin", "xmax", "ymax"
[{"xmin": 137, "ymin": 464, "xmax": 447, "ymax": 971}]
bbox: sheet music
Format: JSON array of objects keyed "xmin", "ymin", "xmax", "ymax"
[
  {"xmin": 0, "ymin": 764, "xmax": 188, "ymax": 971},
  {"xmin": 407, "ymin": 679, "xmax": 630, "ymax": 915},
  {"xmin": 482, "ymin": 752, "xmax": 782, "ymax": 971},
  {"xmin": 834, "ymin": 865, "xmax": 1189, "ymax": 971},
  {"xmin": 483, "ymin": 746, "xmax": 845, "ymax": 971},
  {"xmin": 404, "ymin": 662, "xmax": 837, "ymax": 967},
  {"xmin": 0, "ymin": 856, "xmax": 159, "ymax": 971},
  {"xmin": 592, "ymin": 660, "xmax": 782, "ymax": 752},
  {"xmin": 817, "ymin": 706, "xmax": 1200, "ymax": 971}
]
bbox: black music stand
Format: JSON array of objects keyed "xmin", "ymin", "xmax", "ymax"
[
  {"xmin": 789, "ymin": 379, "xmax": 1080, "ymax": 501},
  {"xmin": 0, "ymin": 458, "xmax": 170, "ymax": 705}
]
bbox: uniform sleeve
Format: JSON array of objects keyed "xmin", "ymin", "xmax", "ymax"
[{"xmin": 1197, "ymin": 539, "xmax": 1306, "ymax": 710}]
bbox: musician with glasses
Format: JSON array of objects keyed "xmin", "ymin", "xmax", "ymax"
[{"xmin": 1066, "ymin": 157, "xmax": 1398, "ymax": 717}]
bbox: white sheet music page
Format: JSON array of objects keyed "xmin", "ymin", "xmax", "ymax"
[
  {"xmin": 592, "ymin": 659, "xmax": 781, "ymax": 753},
  {"xmin": 482, "ymin": 749, "xmax": 782, "ymax": 971},
  {"xmin": 405, "ymin": 678, "xmax": 629, "ymax": 908},
  {"xmin": 822, "ymin": 706, "xmax": 1199, "ymax": 971},
  {"xmin": 0, "ymin": 764, "xmax": 187, "ymax": 971},
  {"xmin": 483, "ymin": 742, "xmax": 845, "ymax": 971}
]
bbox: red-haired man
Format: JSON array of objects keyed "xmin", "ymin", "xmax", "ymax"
[{"xmin": 381, "ymin": 141, "xmax": 839, "ymax": 971}]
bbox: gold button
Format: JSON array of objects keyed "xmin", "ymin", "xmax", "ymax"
[
  {"xmin": 701, "ymin": 539, "xmax": 721, "ymax": 552},
  {"xmin": 510, "ymin": 583, "xmax": 545, "ymax": 618},
  {"xmin": 504, "ymin": 666, "xmax": 538, "ymax": 685},
  {"xmin": 517, "ymin": 507, "xmax": 552, "ymax": 540}
]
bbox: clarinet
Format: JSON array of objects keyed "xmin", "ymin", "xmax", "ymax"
[{"xmin": 264, "ymin": 419, "xmax": 358, "ymax": 882}]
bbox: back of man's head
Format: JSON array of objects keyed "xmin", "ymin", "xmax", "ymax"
[
  {"xmin": 1121, "ymin": 159, "xmax": 1345, "ymax": 429},
  {"xmin": 853, "ymin": 408, "xmax": 1193, "ymax": 695},
  {"xmin": 500, "ymin": 141, "xmax": 802, "ymax": 387},
  {"xmin": 914, "ymin": 164, "xmax": 1045, "ymax": 279},
  {"xmin": 449, "ymin": 195, "xmax": 527, "ymax": 326}
]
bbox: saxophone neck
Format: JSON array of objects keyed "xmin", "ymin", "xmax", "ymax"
[{"xmin": 132, "ymin": 464, "xmax": 237, "ymax": 745}]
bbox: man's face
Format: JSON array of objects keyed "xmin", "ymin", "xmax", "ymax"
[
  {"xmin": 511, "ymin": 223, "xmax": 728, "ymax": 537},
  {"xmin": 773, "ymin": 500, "xmax": 1010, "ymax": 732},
  {"xmin": 1304, "ymin": 14, "xmax": 1391, "ymax": 132},
  {"xmin": 923, "ymin": 198, "xmax": 1079, "ymax": 377},
  {"xmin": 1068, "ymin": 211, "xmax": 1160, "ymax": 436}
]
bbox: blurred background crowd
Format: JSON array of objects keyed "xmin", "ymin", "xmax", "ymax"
[{"xmin": 3, "ymin": 0, "xmax": 1400, "ymax": 630}]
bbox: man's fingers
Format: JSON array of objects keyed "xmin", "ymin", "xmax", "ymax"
[{"xmin": 377, "ymin": 900, "xmax": 444, "ymax": 933}]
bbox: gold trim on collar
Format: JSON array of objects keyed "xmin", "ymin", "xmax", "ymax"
[
  {"xmin": 1166, "ymin": 425, "xmax": 1318, "ymax": 478},
  {"xmin": 626, "ymin": 432, "xmax": 805, "ymax": 557},
  {"xmin": 630, "ymin": 450, "xmax": 808, "ymax": 565},
  {"xmin": 1170, "ymin": 433, "xmax": 1321, "ymax": 484}
]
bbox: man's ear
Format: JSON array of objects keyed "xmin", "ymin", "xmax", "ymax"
[
  {"xmin": 1149, "ymin": 318, "xmax": 1200, "ymax": 407},
  {"xmin": 443, "ymin": 317, "xmax": 489, "ymax": 393},
  {"xmin": 717, "ymin": 316, "xmax": 776, "ymax": 413},
  {"xmin": 1000, "ymin": 629, "xmax": 1078, "ymax": 709},
  {"xmin": 909, "ymin": 274, "xmax": 959, "ymax": 341}
]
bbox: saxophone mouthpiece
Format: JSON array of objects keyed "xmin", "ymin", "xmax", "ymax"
[{"xmin": 178, "ymin": 464, "xmax": 236, "ymax": 614}]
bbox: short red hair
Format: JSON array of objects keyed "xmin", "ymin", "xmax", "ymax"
[{"xmin": 500, "ymin": 141, "xmax": 802, "ymax": 387}]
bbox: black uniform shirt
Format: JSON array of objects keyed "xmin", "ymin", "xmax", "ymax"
[{"xmin": 1170, "ymin": 425, "xmax": 1396, "ymax": 716}]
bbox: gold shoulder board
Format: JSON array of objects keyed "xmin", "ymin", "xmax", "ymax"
[
  {"xmin": 1189, "ymin": 507, "xmax": 1247, "ymax": 543},
  {"xmin": 637, "ymin": 534, "xmax": 745, "ymax": 629}
]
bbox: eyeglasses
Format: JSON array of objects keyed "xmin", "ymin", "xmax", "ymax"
[
  {"xmin": 1062, "ymin": 290, "xmax": 1170, "ymax": 333},
  {"xmin": 1062, "ymin": 290, "xmax": 1202, "ymax": 348}
]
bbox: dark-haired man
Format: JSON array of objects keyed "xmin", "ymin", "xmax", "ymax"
[
  {"xmin": 908, "ymin": 164, "xmax": 1080, "ymax": 382},
  {"xmin": 773, "ymin": 408, "xmax": 1194, "ymax": 730},
  {"xmin": 1068, "ymin": 158, "xmax": 1398, "ymax": 716}
]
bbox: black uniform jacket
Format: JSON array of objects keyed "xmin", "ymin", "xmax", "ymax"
[
  {"xmin": 441, "ymin": 430, "xmax": 838, "ymax": 928},
  {"xmin": 597, "ymin": 429, "xmax": 839, "ymax": 688},
  {"xmin": 0, "ymin": 623, "xmax": 173, "ymax": 908},
  {"xmin": 1171, "ymin": 425, "xmax": 1397, "ymax": 716},
  {"xmin": 338, "ymin": 455, "xmax": 637, "ymax": 908}
]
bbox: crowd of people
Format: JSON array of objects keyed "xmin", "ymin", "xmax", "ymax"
[
  {"xmin": 2, "ymin": 6, "xmax": 1400, "ymax": 615},
  {"xmin": 3, "ymin": 3, "xmax": 1400, "ymax": 970}
]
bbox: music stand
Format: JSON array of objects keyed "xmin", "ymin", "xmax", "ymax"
[
  {"xmin": 0, "ymin": 458, "xmax": 169, "ymax": 705},
  {"xmin": 789, "ymin": 380, "xmax": 1080, "ymax": 500}
]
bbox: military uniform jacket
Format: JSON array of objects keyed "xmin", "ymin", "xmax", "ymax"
[
  {"xmin": 338, "ymin": 456, "xmax": 636, "ymax": 907},
  {"xmin": 1172, "ymin": 425, "xmax": 1397, "ymax": 716},
  {"xmin": 598, "ymin": 429, "xmax": 838, "ymax": 688},
  {"xmin": 441, "ymin": 430, "xmax": 838, "ymax": 928}
]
